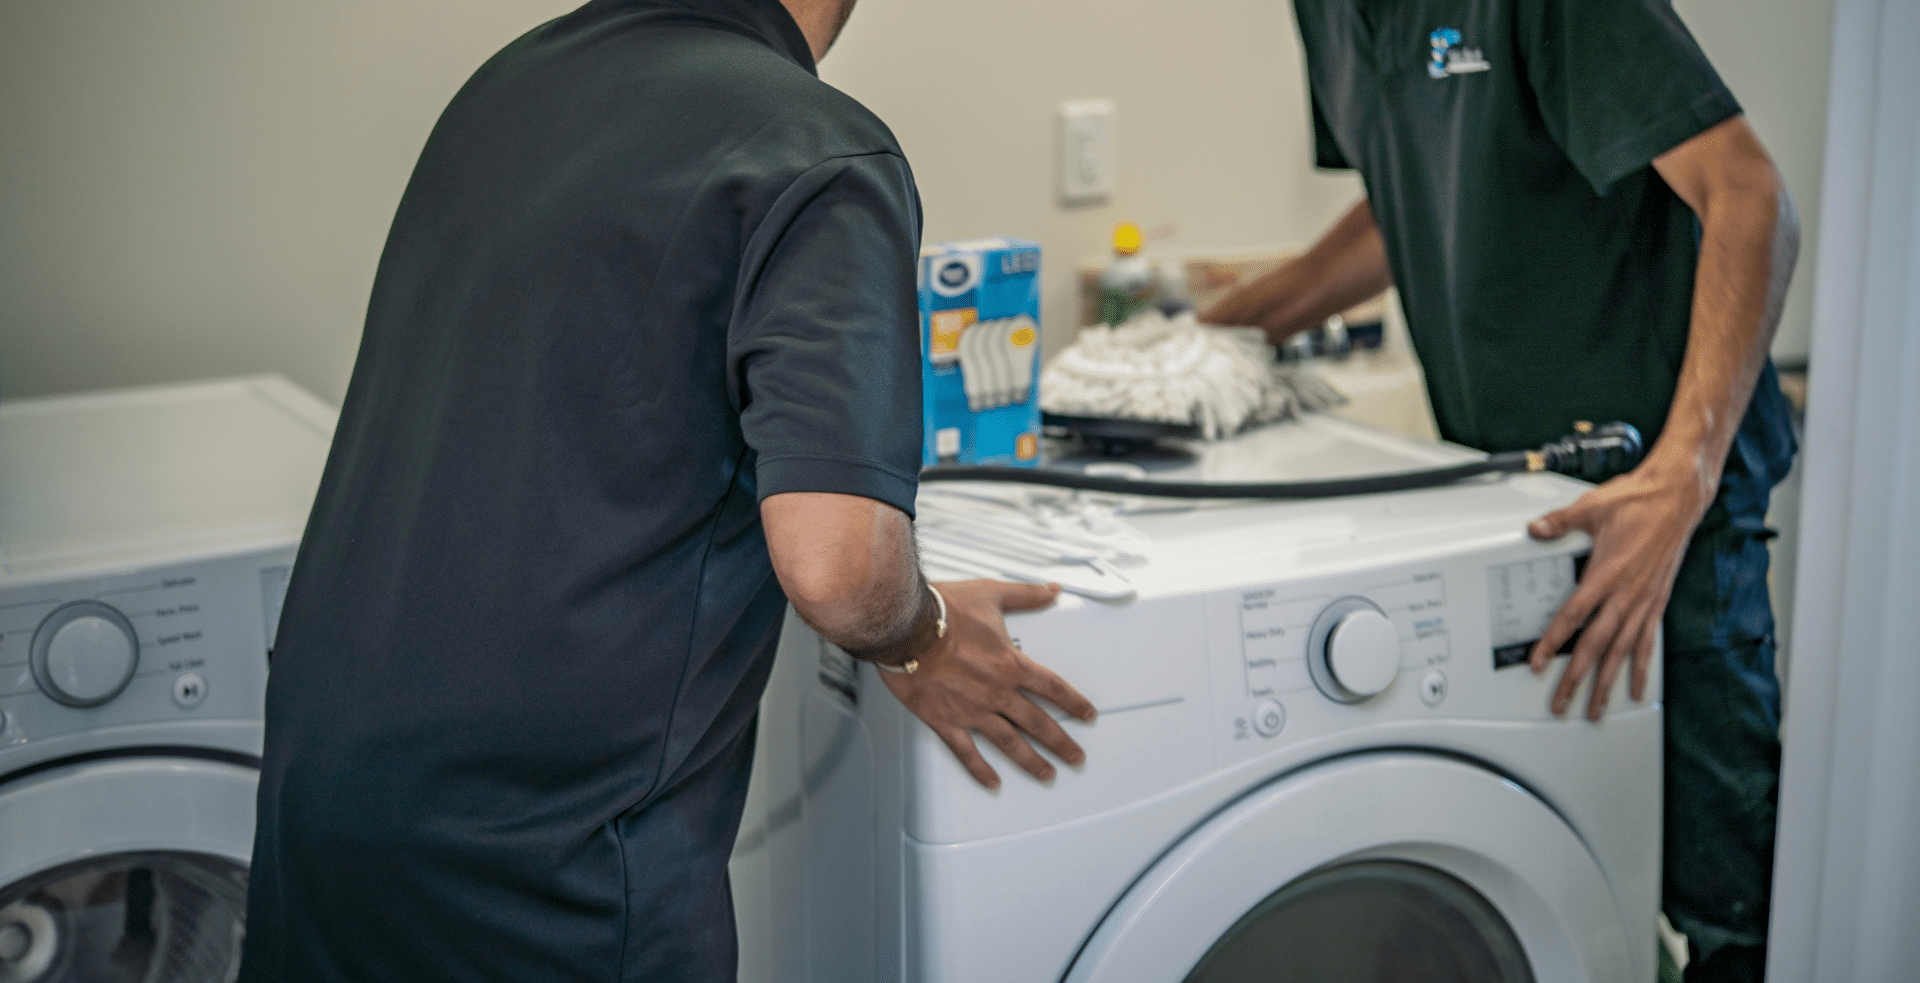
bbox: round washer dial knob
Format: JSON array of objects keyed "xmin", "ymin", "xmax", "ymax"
[
  {"xmin": 30, "ymin": 601, "xmax": 141, "ymax": 708},
  {"xmin": 1308, "ymin": 597, "xmax": 1402, "ymax": 704}
]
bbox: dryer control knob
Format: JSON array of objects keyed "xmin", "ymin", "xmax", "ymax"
[
  {"xmin": 30, "ymin": 601, "xmax": 141, "ymax": 708},
  {"xmin": 1308, "ymin": 598, "xmax": 1402, "ymax": 704}
]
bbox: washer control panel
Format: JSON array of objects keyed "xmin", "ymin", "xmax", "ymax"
[
  {"xmin": 1206, "ymin": 540, "xmax": 1593, "ymax": 764},
  {"xmin": 0, "ymin": 546, "xmax": 293, "ymax": 746},
  {"xmin": 1219, "ymin": 571, "xmax": 1447, "ymax": 750}
]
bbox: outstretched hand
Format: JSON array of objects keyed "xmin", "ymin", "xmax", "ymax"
[
  {"xmin": 877, "ymin": 580, "xmax": 1097, "ymax": 790},
  {"xmin": 1526, "ymin": 463, "xmax": 1713, "ymax": 721}
]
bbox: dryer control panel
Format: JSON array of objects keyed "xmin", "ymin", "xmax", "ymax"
[
  {"xmin": 0, "ymin": 545, "xmax": 292, "ymax": 749},
  {"xmin": 1, "ymin": 375, "xmax": 332, "ymax": 757}
]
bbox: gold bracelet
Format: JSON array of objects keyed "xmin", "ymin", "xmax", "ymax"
[{"xmin": 874, "ymin": 585, "xmax": 946, "ymax": 675}]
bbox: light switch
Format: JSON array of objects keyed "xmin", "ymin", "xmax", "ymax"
[{"xmin": 1059, "ymin": 100, "xmax": 1115, "ymax": 205}]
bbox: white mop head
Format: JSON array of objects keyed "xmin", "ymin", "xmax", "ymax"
[{"xmin": 1040, "ymin": 310, "xmax": 1344, "ymax": 439}]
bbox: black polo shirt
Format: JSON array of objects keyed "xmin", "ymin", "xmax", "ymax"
[
  {"xmin": 243, "ymin": 1, "xmax": 922, "ymax": 978},
  {"xmin": 1295, "ymin": 0, "xmax": 1794, "ymax": 510}
]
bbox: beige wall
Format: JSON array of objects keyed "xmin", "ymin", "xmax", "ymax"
[
  {"xmin": 819, "ymin": 0, "xmax": 1362, "ymax": 362},
  {"xmin": 0, "ymin": 1, "xmax": 576, "ymax": 403},
  {"xmin": 1677, "ymin": 0, "xmax": 1833, "ymax": 362},
  {"xmin": 0, "ymin": 0, "xmax": 1830, "ymax": 403}
]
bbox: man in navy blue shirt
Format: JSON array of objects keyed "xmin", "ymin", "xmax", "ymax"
[{"xmin": 242, "ymin": 2, "xmax": 1094, "ymax": 980}]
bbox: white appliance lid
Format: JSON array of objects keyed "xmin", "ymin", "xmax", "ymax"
[
  {"xmin": 0, "ymin": 375, "xmax": 336, "ymax": 581},
  {"xmin": 923, "ymin": 415, "xmax": 1594, "ymax": 600},
  {"xmin": 1145, "ymin": 413, "xmax": 1478, "ymax": 483}
]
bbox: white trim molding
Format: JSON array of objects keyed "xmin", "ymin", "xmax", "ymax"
[{"xmin": 1767, "ymin": 1, "xmax": 1920, "ymax": 980}]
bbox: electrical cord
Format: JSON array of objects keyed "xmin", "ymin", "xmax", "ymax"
[{"xmin": 920, "ymin": 422, "xmax": 1644, "ymax": 500}]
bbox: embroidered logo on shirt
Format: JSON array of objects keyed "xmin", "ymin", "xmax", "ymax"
[{"xmin": 1429, "ymin": 28, "xmax": 1491, "ymax": 77}]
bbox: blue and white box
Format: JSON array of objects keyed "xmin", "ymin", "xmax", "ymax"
[{"xmin": 919, "ymin": 238, "xmax": 1042, "ymax": 467}]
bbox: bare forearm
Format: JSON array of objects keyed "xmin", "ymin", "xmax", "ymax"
[
  {"xmin": 1652, "ymin": 191, "xmax": 1797, "ymax": 491},
  {"xmin": 1202, "ymin": 199, "xmax": 1393, "ymax": 344},
  {"xmin": 824, "ymin": 574, "xmax": 940, "ymax": 669},
  {"xmin": 1647, "ymin": 128, "xmax": 1800, "ymax": 499},
  {"xmin": 761, "ymin": 492, "xmax": 937, "ymax": 665}
]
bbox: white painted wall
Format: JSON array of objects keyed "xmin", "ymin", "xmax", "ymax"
[{"xmin": 0, "ymin": 0, "xmax": 1834, "ymax": 403}]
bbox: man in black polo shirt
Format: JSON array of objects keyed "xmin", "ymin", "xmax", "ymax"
[
  {"xmin": 1205, "ymin": 2, "xmax": 1797, "ymax": 980},
  {"xmin": 241, "ymin": 1, "xmax": 1095, "ymax": 980}
]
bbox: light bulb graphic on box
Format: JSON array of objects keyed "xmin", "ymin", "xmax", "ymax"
[
  {"xmin": 918, "ymin": 240, "xmax": 1043, "ymax": 466},
  {"xmin": 960, "ymin": 315, "xmax": 1038, "ymax": 411}
]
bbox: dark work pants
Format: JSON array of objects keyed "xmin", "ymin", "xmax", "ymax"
[{"xmin": 1661, "ymin": 501, "xmax": 1783, "ymax": 983}]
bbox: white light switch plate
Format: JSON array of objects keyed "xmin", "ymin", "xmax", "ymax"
[{"xmin": 1059, "ymin": 100, "xmax": 1115, "ymax": 205}]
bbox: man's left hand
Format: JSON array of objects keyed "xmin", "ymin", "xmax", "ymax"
[{"xmin": 1525, "ymin": 461, "xmax": 1714, "ymax": 721}]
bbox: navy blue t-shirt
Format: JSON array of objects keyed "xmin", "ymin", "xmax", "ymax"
[{"xmin": 243, "ymin": 1, "xmax": 923, "ymax": 979}]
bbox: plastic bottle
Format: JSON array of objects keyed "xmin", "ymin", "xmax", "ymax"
[
  {"xmin": 1098, "ymin": 222, "xmax": 1154, "ymax": 326},
  {"xmin": 1153, "ymin": 258, "xmax": 1192, "ymax": 316}
]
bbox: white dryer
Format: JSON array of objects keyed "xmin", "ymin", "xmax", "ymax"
[
  {"xmin": 0, "ymin": 376, "xmax": 333, "ymax": 982},
  {"xmin": 732, "ymin": 415, "xmax": 1660, "ymax": 983}
]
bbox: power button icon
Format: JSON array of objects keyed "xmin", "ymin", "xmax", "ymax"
[{"xmin": 1252, "ymin": 700, "xmax": 1286, "ymax": 738}]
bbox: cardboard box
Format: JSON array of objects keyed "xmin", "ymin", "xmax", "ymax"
[{"xmin": 919, "ymin": 238, "xmax": 1043, "ymax": 467}]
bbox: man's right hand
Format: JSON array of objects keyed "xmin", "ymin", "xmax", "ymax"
[{"xmin": 876, "ymin": 580, "xmax": 1097, "ymax": 790}]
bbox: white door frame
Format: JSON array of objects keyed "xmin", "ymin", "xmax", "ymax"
[{"xmin": 1767, "ymin": 1, "xmax": 1920, "ymax": 979}]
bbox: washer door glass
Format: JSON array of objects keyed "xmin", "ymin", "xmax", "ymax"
[
  {"xmin": 1186, "ymin": 860, "xmax": 1533, "ymax": 983},
  {"xmin": 0, "ymin": 852, "xmax": 245, "ymax": 983}
]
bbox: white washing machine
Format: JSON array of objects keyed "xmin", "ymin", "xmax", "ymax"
[
  {"xmin": 732, "ymin": 415, "xmax": 1660, "ymax": 983},
  {"xmin": 0, "ymin": 376, "xmax": 333, "ymax": 982}
]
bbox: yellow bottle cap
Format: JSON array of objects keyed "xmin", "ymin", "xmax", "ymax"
[{"xmin": 1113, "ymin": 222, "xmax": 1143, "ymax": 256}]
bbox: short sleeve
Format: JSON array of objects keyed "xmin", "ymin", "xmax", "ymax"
[
  {"xmin": 1311, "ymin": 93, "xmax": 1352, "ymax": 170},
  {"xmin": 1517, "ymin": 0, "xmax": 1741, "ymax": 195},
  {"xmin": 731, "ymin": 152, "xmax": 925, "ymax": 517}
]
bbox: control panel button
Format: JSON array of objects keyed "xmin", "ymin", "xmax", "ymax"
[
  {"xmin": 1308, "ymin": 597, "xmax": 1403, "ymax": 704},
  {"xmin": 1252, "ymin": 700, "xmax": 1286, "ymax": 737},
  {"xmin": 1420, "ymin": 670, "xmax": 1449, "ymax": 707},
  {"xmin": 172, "ymin": 672, "xmax": 209, "ymax": 709},
  {"xmin": 30, "ymin": 601, "xmax": 141, "ymax": 708}
]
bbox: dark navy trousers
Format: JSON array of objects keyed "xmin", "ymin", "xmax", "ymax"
[{"xmin": 1661, "ymin": 496, "xmax": 1784, "ymax": 983}]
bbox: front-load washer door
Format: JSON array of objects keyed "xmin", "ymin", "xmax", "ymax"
[
  {"xmin": 0, "ymin": 756, "xmax": 256, "ymax": 983},
  {"xmin": 1063, "ymin": 752, "xmax": 1634, "ymax": 983}
]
